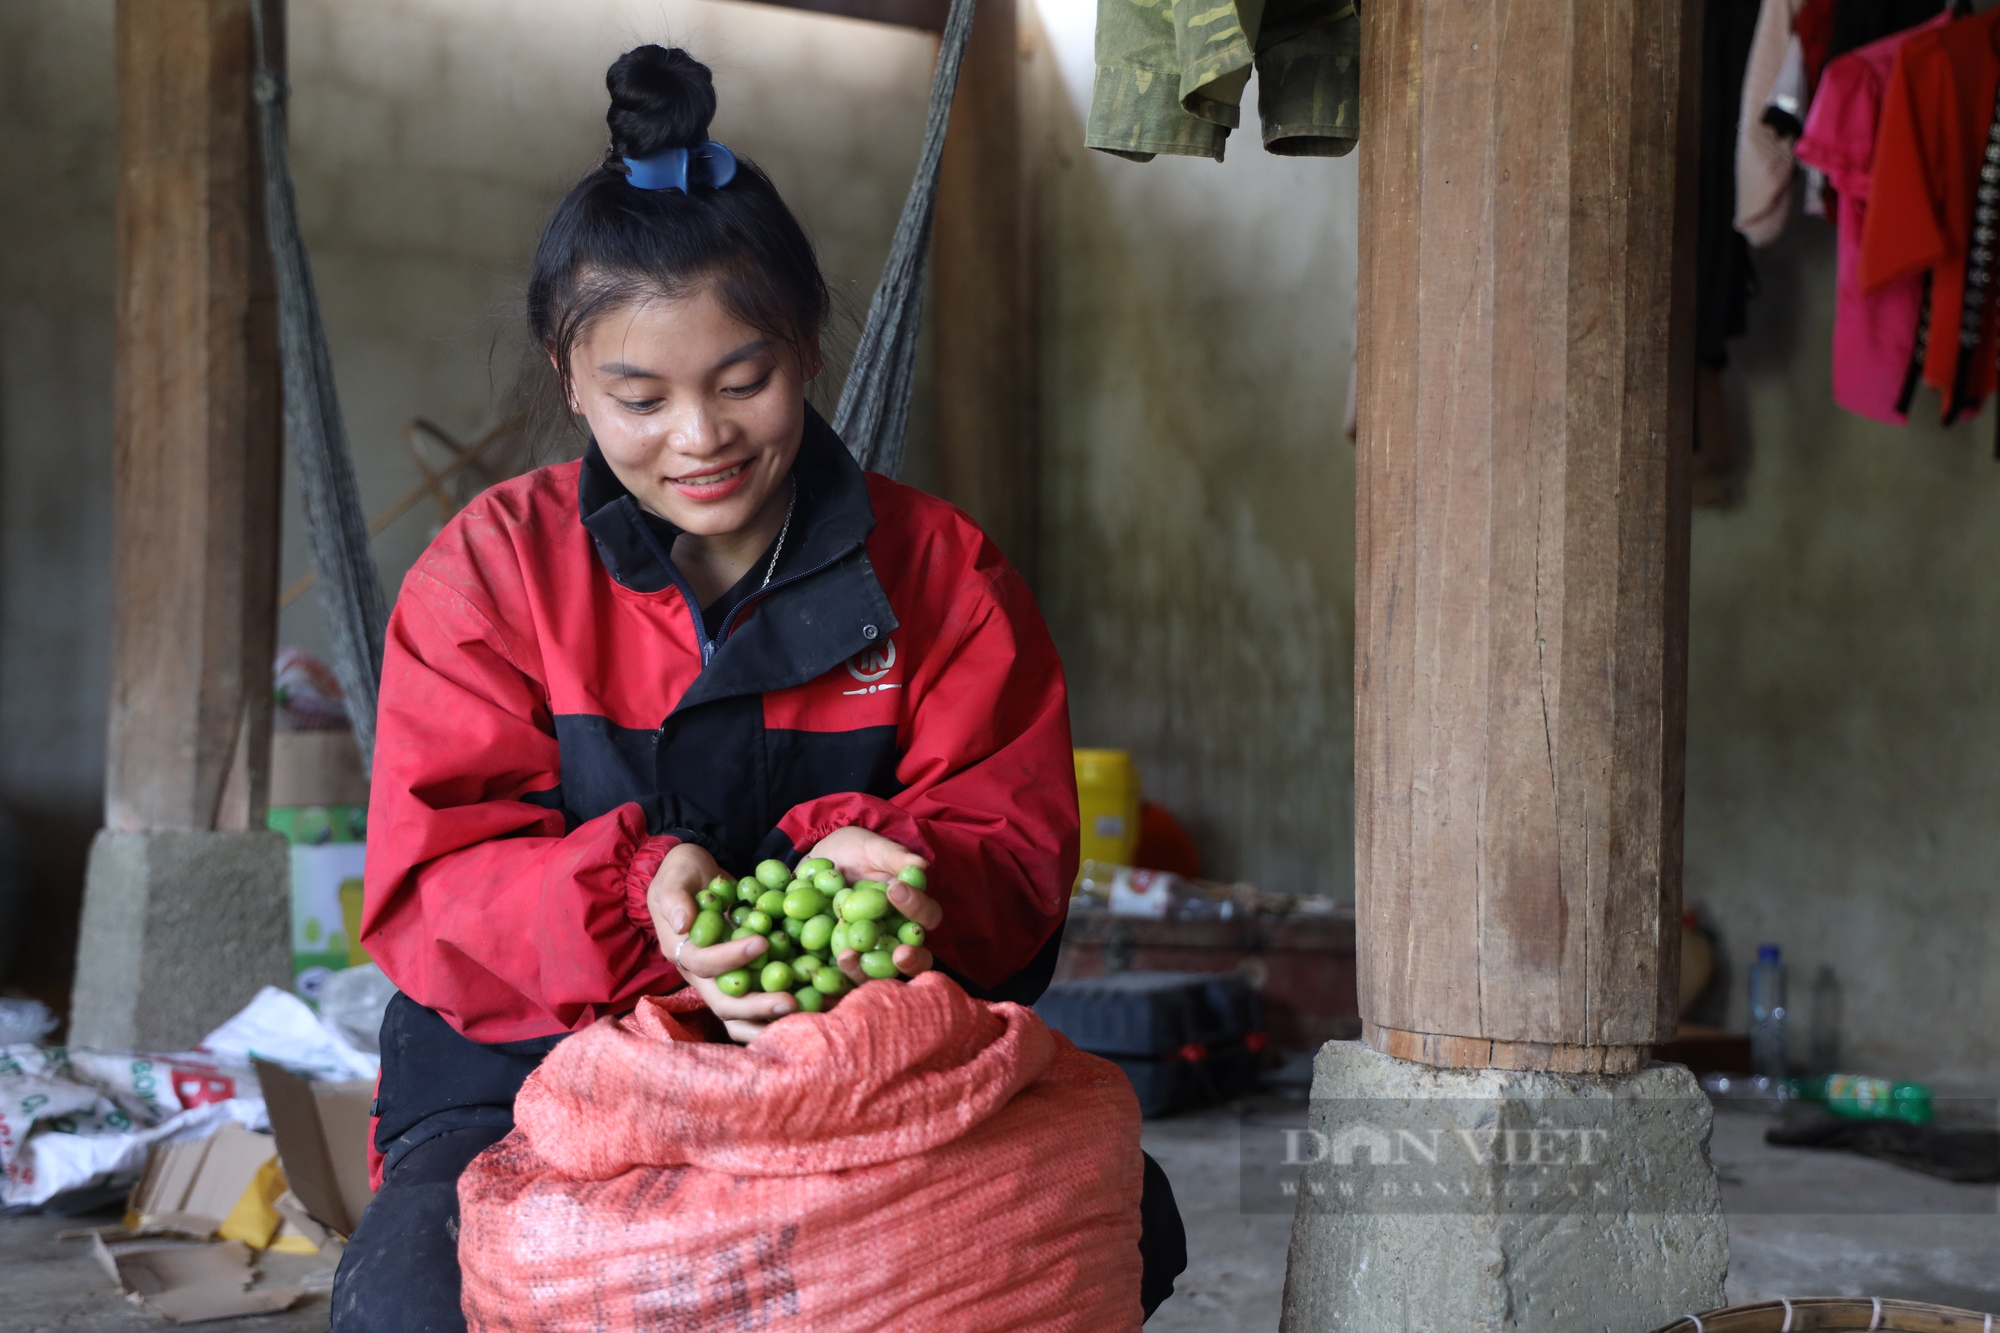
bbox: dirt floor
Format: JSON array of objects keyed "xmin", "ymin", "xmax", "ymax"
[{"xmin": 3, "ymin": 1097, "xmax": 1993, "ymax": 1332}]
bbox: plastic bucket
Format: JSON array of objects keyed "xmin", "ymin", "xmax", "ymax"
[{"xmin": 1073, "ymin": 749, "xmax": 1140, "ymax": 872}]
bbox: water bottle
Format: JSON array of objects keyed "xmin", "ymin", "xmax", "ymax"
[
  {"xmin": 1748, "ymin": 944, "xmax": 1788, "ymax": 1079},
  {"xmin": 1794, "ymin": 1073, "xmax": 1935, "ymax": 1125}
]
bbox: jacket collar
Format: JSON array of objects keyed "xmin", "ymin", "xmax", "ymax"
[{"xmin": 576, "ymin": 404, "xmax": 899, "ymax": 709}]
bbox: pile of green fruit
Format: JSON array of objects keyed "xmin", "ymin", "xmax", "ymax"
[{"xmin": 685, "ymin": 857, "xmax": 928, "ymax": 1012}]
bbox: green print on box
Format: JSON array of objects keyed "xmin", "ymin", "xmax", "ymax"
[{"xmin": 269, "ymin": 803, "xmax": 368, "ymax": 1002}]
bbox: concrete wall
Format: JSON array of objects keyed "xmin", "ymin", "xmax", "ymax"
[
  {"xmin": 1031, "ymin": 9, "xmax": 1360, "ymax": 900},
  {"xmin": 0, "ymin": 0, "xmax": 118, "ymax": 1001},
  {"xmin": 1686, "ymin": 219, "xmax": 2000, "ymax": 1093},
  {"xmin": 0, "ymin": 0, "xmax": 935, "ymax": 1005},
  {"xmin": 1028, "ymin": 15, "xmax": 1994, "ymax": 1088},
  {"xmin": 5, "ymin": 0, "xmax": 1991, "ymax": 1089}
]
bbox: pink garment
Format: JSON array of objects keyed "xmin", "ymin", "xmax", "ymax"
[{"xmin": 1794, "ymin": 13, "xmax": 1951, "ymax": 425}]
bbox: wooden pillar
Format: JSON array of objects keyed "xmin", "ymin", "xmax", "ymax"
[
  {"xmin": 1352, "ymin": 0, "xmax": 1699, "ymax": 1074},
  {"xmin": 932, "ymin": 0, "xmax": 1036, "ymax": 583},
  {"xmin": 107, "ymin": 0, "xmax": 281, "ymax": 834}
]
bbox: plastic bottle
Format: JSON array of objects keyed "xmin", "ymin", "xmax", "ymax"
[
  {"xmin": 1793, "ymin": 1073, "xmax": 1935, "ymax": 1125},
  {"xmin": 1748, "ymin": 944, "xmax": 1788, "ymax": 1080}
]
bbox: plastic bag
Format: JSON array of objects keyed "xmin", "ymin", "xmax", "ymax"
[
  {"xmin": 0, "ymin": 998, "xmax": 55, "ymax": 1047},
  {"xmin": 315, "ymin": 964, "xmax": 397, "ymax": 1055},
  {"xmin": 198, "ymin": 986, "xmax": 378, "ymax": 1081},
  {"xmin": 0, "ymin": 986, "xmax": 378, "ymax": 1208},
  {"xmin": 0, "ymin": 1046, "xmax": 260, "ymax": 1208},
  {"xmin": 457, "ymin": 973, "xmax": 1145, "ymax": 1332}
]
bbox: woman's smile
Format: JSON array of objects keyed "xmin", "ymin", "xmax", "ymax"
[{"xmin": 668, "ymin": 458, "xmax": 752, "ymax": 501}]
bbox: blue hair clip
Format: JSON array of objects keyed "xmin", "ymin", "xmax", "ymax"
[{"xmin": 622, "ymin": 141, "xmax": 738, "ymax": 193}]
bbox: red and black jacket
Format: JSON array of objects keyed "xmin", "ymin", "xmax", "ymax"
[{"xmin": 361, "ymin": 410, "xmax": 1077, "ymax": 1170}]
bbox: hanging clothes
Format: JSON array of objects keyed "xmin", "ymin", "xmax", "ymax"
[
  {"xmin": 1765, "ymin": 33, "xmax": 1811, "ymax": 136},
  {"xmin": 1859, "ymin": 6, "xmax": 2000, "ymax": 420},
  {"xmin": 1828, "ymin": 0, "xmax": 1956, "ymax": 64},
  {"xmin": 1739, "ymin": 0, "xmax": 1806, "ymax": 245},
  {"xmin": 1796, "ymin": 12, "xmax": 1952, "ymax": 423},
  {"xmin": 1799, "ymin": 0, "xmax": 1842, "ymax": 85},
  {"xmin": 1086, "ymin": 0, "xmax": 1358, "ymax": 161},
  {"xmin": 1699, "ymin": 0, "xmax": 1765, "ymax": 368}
]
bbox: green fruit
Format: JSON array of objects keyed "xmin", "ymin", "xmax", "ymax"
[
  {"xmin": 860, "ymin": 950, "xmax": 900, "ymax": 980},
  {"xmin": 897, "ymin": 921, "xmax": 926, "ymax": 948},
  {"xmin": 760, "ymin": 960, "xmax": 797, "ymax": 993},
  {"xmin": 696, "ymin": 888, "xmax": 726, "ymax": 912},
  {"xmin": 855, "ymin": 879, "xmax": 886, "ymax": 895},
  {"xmin": 745, "ymin": 910, "xmax": 773, "ymax": 935},
  {"xmin": 798, "ymin": 857, "xmax": 835, "ymax": 878},
  {"xmin": 783, "ymin": 886, "xmax": 828, "ymax": 920},
  {"xmin": 845, "ymin": 918, "xmax": 880, "ymax": 951},
  {"xmin": 730, "ymin": 925, "xmax": 757, "ymax": 941},
  {"xmin": 756, "ymin": 889, "xmax": 788, "ymax": 917},
  {"xmin": 793, "ymin": 953, "xmax": 825, "ymax": 977},
  {"xmin": 738, "ymin": 878, "xmax": 764, "ymax": 904},
  {"xmin": 832, "ymin": 887, "xmax": 854, "ymax": 919},
  {"xmin": 898, "ymin": 865, "xmax": 928, "ymax": 892},
  {"xmin": 800, "ymin": 914, "xmax": 835, "ymax": 953},
  {"xmin": 793, "ymin": 985, "xmax": 826, "ymax": 1013},
  {"xmin": 708, "ymin": 875, "xmax": 736, "ymax": 897},
  {"xmin": 766, "ymin": 931, "xmax": 797, "ymax": 960},
  {"xmin": 782, "ymin": 915, "xmax": 807, "ymax": 941},
  {"xmin": 812, "ymin": 868, "xmax": 845, "ymax": 894},
  {"xmin": 717, "ymin": 969, "xmax": 753, "ymax": 998},
  {"xmin": 688, "ymin": 910, "xmax": 725, "ymax": 948},
  {"xmin": 730, "ymin": 904, "xmax": 753, "ymax": 927},
  {"xmin": 843, "ymin": 887, "xmax": 889, "ymax": 922},
  {"xmin": 755, "ymin": 859, "xmax": 792, "ymax": 890},
  {"xmin": 830, "ymin": 923, "xmax": 852, "ymax": 954},
  {"xmin": 812, "ymin": 966, "xmax": 849, "ymax": 996}
]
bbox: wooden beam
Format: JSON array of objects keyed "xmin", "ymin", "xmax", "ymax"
[
  {"xmin": 726, "ymin": 0, "xmax": 948, "ymax": 29},
  {"xmin": 107, "ymin": 0, "xmax": 281, "ymax": 834},
  {"xmin": 1352, "ymin": 0, "xmax": 1698, "ymax": 1066},
  {"xmin": 931, "ymin": 0, "xmax": 1036, "ymax": 582}
]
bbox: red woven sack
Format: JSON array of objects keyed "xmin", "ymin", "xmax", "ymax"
[{"xmin": 456, "ymin": 971, "xmax": 1145, "ymax": 1332}]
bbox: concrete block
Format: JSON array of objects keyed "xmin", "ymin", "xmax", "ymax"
[
  {"xmin": 1279, "ymin": 1041, "xmax": 1728, "ymax": 1333},
  {"xmin": 69, "ymin": 829, "xmax": 291, "ymax": 1052}
]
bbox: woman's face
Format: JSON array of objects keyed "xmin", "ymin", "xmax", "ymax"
[{"xmin": 566, "ymin": 285, "xmax": 816, "ymax": 537}]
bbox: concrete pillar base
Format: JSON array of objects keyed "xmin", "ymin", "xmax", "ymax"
[
  {"xmin": 68, "ymin": 829, "xmax": 291, "ymax": 1051},
  {"xmin": 1279, "ymin": 1041, "xmax": 1728, "ymax": 1333}
]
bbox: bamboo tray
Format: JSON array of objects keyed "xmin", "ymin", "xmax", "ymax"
[{"xmin": 1651, "ymin": 1298, "xmax": 1996, "ymax": 1332}]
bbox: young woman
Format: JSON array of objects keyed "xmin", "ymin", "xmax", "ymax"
[{"xmin": 329, "ymin": 44, "xmax": 1182, "ymax": 1331}]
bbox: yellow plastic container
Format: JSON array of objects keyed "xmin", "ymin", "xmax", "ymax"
[{"xmin": 1073, "ymin": 749, "xmax": 1140, "ymax": 874}]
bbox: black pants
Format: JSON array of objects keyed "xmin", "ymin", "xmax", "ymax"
[{"xmin": 330, "ymin": 1131, "xmax": 1187, "ymax": 1330}]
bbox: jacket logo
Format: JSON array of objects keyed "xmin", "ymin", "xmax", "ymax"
[{"xmin": 843, "ymin": 640, "xmax": 901, "ymax": 696}]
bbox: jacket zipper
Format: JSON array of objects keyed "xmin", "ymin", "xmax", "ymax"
[{"xmin": 632, "ymin": 514, "xmax": 858, "ymax": 734}]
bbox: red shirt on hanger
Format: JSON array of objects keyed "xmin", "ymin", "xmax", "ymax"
[{"xmin": 1860, "ymin": 7, "xmax": 2000, "ymax": 417}]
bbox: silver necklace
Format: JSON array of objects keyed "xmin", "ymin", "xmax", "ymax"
[{"xmin": 760, "ymin": 481, "xmax": 797, "ymax": 589}]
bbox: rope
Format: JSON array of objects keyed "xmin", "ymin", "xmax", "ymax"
[
  {"xmin": 248, "ymin": 0, "xmax": 391, "ymax": 770},
  {"xmin": 831, "ymin": 0, "xmax": 980, "ymax": 477}
]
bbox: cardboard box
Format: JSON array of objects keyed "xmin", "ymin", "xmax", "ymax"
[
  {"xmin": 125, "ymin": 1125, "xmax": 277, "ymax": 1238},
  {"xmin": 269, "ymin": 730, "xmax": 369, "ymax": 808},
  {"xmin": 92, "ymin": 1235, "xmax": 305, "ymax": 1323},
  {"xmin": 254, "ymin": 1059, "xmax": 375, "ymax": 1238},
  {"xmin": 270, "ymin": 732, "xmax": 372, "ymax": 995}
]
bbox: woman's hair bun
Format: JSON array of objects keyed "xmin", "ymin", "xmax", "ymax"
[{"xmin": 606, "ymin": 45, "xmax": 717, "ymax": 159}]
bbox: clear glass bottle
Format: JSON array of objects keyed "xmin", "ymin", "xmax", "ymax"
[{"xmin": 1748, "ymin": 943, "xmax": 1789, "ymax": 1080}]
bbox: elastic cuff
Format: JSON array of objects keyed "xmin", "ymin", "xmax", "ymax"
[
  {"xmin": 623, "ymin": 833, "xmax": 681, "ymax": 939},
  {"xmin": 780, "ymin": 795, "xmax": 935, "ymax": 865}
]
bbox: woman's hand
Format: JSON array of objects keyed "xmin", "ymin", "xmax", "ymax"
[
  {"xmin": 807, "ymin": 826, "xmax": 943, "ymax": 986},
  {"xmin": 647, "ymin": 842, "xmax": 795, "ymax": 1043}
]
